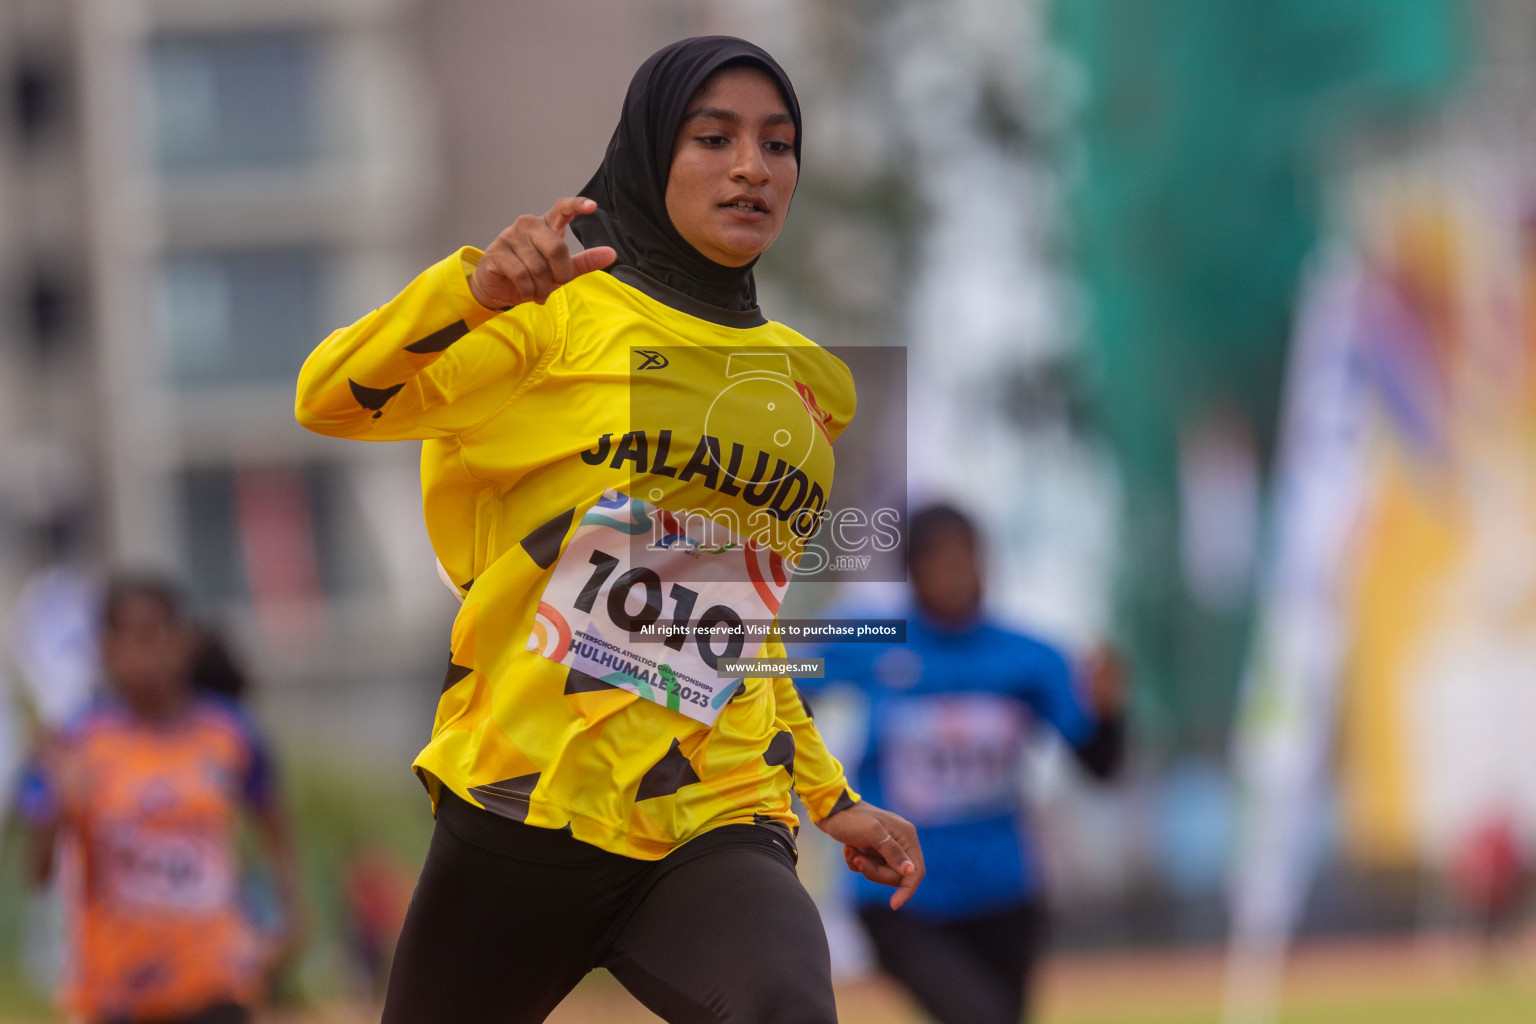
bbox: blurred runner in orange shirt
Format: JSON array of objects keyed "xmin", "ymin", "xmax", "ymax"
[{"xmin": 21, "ymin": 577, "xmax": 303, "ymax": 1024}]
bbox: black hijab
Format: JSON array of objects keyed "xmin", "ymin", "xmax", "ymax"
[{"xmin": 572, "ymin": 36, "xmax": 801, "ymax": 328}]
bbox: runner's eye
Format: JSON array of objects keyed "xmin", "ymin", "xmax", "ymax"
[{"xmin": 698, "ymin": 134, "xmax": 730, "ymax": 147}]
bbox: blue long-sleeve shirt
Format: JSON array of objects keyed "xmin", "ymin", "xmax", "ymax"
[{"xmin": 805, "ymin": 606, "xmax": 1097, "ymax": 920}]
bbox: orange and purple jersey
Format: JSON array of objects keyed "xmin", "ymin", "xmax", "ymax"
[{"xmin": 35, "ymin": 696, "xmax": 272, "ymax": 1022}]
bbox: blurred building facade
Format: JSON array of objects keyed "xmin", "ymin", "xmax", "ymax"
[
  {"xmin": 0, "ymin": 0, "xmax": 681, "ymax": 761},
  {"xmin": 2, "ymin": 0, "xmax": 1100, "ymax": 766},
  {"xmin": 0, "ymin": 1, "xmax": 91, "ymax": 594}
]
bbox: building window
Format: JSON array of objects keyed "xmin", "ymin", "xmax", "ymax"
[
  {"xmin": 157, "ymin": 247, "xmax": 326, "ymax": 386},
  {"xmin": 180, "ymin": 462, "xmax": 381, "ymax": 606},
  {"xmin": 148, "ymin": 31, "xmax": 320, "ymax": 172},
  {"xmin": 12, "ymin": 56, "xmax": 68, "ymax": 148}
]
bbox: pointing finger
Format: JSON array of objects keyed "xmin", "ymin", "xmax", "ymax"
[{"xmin": 543, "ymin": 196, "xmax": 598, "ymax": 235}]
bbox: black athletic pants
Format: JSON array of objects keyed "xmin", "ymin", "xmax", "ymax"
[
  {"xmin": 382, "ymin": 790, "xmax": 837, "ymax": 1024},
  {"xmin": 858, "ymin": 900, "xmax": 1045, "ymax": 1024}
]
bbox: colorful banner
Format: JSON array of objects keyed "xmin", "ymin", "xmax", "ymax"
[{"xmin": 1228, "ymin": 155, "xmax": 1536, "ymax": 1022}]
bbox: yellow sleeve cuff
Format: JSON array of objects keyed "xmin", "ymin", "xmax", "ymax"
[{"xmin": 450, "ymin": 246, "xmax": 505, "ymax": 330}]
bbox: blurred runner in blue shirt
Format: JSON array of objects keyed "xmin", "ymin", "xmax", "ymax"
[{"xmin": 807, "ymin": 503, "xmax": 1126, "ymax": 1024}]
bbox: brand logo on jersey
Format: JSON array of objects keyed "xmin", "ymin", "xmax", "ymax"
[{"xmin": 635, "ymin": 350, "xmax": 670, "ymax": 370}]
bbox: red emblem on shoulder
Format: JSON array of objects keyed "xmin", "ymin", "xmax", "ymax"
[{"xmin": 794, "ymin": 380, "xmax": 833, "ymax": 441}]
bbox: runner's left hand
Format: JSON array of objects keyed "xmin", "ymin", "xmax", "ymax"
[
  {"xmin": 815, "ymin": 801, "xmax": 924, "ymax": 910},
  {"xmin": 1083, "ymin": 643, "xmax": 1127, "ymax": 716}
]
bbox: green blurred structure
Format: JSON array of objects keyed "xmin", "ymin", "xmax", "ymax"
[{"xmin": 1053, "ymin": 0, "xmax": 1465, "ymax": 749}]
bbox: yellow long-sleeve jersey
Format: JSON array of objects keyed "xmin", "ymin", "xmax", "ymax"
[{"xmin": 295, "ymin": 249, "xmax": 859, "ymax": 858}]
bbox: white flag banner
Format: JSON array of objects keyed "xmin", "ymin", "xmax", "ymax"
[
  {"xmin": 1224, "ymin": 250, "xmax": 1371, "ymax": 1024},
  {"xmin": 9, "ymin": 564, "xmax": 101, "ymax": 726}
]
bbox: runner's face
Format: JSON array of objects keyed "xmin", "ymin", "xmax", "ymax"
[
  {"xmin": 102, "ymin": 595, "xmax": 194, "ymax": 716},
  {"xmin": 665, "ymin": 67, "xmax": 797, "ymax": 267},
  {"xmin": 911, "ymin": 528, "xmax": 983, "ymax": 625}
]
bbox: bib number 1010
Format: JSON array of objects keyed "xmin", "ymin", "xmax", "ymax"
[{"xmin": 576, "ymin": 548, "xmax": 745, "ymax": 669}]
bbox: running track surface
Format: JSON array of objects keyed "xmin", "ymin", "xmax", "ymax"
[{"xmin": 8, "ymin": 930, "xmax": 1534, "ymax": 1024}]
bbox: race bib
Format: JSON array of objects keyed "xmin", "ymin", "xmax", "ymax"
[
  {"xmin": 527, "ymin": 490, "xmax": 792, "ymax": 726},
  {"xmin": 101, "ymin": 826, "xmax": 234, "ymax": 913},
  {"xmin": 881, "ymin": 694, "xmax": 1029, "ymax": 824}
]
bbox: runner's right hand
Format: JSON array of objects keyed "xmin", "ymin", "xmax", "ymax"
[
  {"xmin": 817, "ymin": 800, "xmax": 925, "ymax": 910},
  {"xmin": 1083, "ymin": 643, "xmax": 1127, "ymax": 716},
  {"xmin": 469, "ymin": 197, "xmax": 617, "ymax": 310}
]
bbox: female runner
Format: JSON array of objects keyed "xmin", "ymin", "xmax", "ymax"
[
  {"xmin": 22, "ymin": 578, "xmax": 303, "ymax": 1024},
  {"xmin": 296, "ymin": 35, "xmax": 922, "ymax": 1024},
  {"xmin": 812, "ymin": 504, "xmax": 1126, "ymax": 1024}
]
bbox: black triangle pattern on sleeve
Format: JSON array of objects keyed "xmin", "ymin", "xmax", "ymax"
[
  {"xmin": 469, "ymin": 773, "xmax": 540, "ymax": 822},
  {"xmin": 349, "ymin": 379, "xmax": 405, "ymax": 419},
  {"xmin": 793, "ymin": 685, "xmax": 815, "ymax": 719},
  {"xmin": 762, "ymin": 729, "xmax": 795, "ymax": 777},
  {"xmin": 442, "ymin": 657, "xmax": 473, "ymax": 693},
  {"xmin": 828, "ymin": 788, "xmax": 858, "ymax": 817},
  {"xmin": 403, "ymin": 320, "xmax": 470, "ymax": 354},
  {"xmin": 635, "ymin": 738, "xmax": 701, "ymax": 801},
  {"xmin": 521, "ymin": 508, "xmax": 576, "ymax": 569}
]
